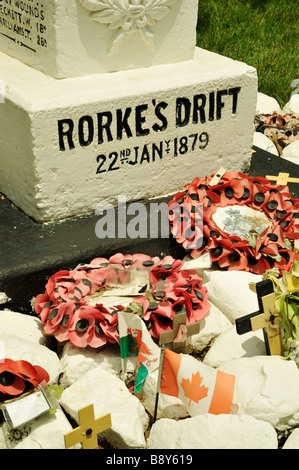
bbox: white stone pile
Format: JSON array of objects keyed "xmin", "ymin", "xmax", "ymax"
[
  {"xmin": 1, "ymin": 268, "xmax": 299, "ymax": 449},
  {"xmin": 253, "ymin": 92, "xmax": 299, "ymax": 163}
]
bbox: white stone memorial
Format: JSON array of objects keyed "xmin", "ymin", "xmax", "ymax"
[{"xmin": 0, "ymin": 0, "xmax": 258, "ymax": 222}]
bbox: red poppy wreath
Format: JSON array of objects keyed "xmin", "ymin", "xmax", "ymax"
[
  {"xmin": 34, "ymin": 254, "xmax": 210, "ymax": 349},
  {"xmin": 168, "ymin": 170, "xmax": 299, "ymax": 275},
  {"xmin": 0, "ymin": 359, "xmax": 49, "ymax": 400}
]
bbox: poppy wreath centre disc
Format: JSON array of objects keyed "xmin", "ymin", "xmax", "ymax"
[
  {"xmin": 168, "ymin": 170, "xmax": 299, "ymax": 275},
  {"xmin": 34, "ymin": 253, "xmax": 210, "ymax": 349}
]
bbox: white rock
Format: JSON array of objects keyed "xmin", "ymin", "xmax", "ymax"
[
  {"xmin": 0, "ymin": 293, "xmax": 10, "ymax": 305},
  {"xmin": 281, "ymin": 140, "xmax": 299, "ymax": 164},
  {"xmin": 283, "ymin": 94, "xmax": 299, "ymax": 115},
  {"xmin": 185, "ymin": 301, "xmax": 232, "ymax": 355},
  {"xmin": 2, "ymin": 407, "xmax": 77, "ymax": 449},
  {"xmin": 147, "ymin": 413, "xmax": 278, "ymax": 449},
  {"xmin": 59, "ymin": 367, "xmax": 149, "ymax": 449},
  {"xmin": 203, "ymin": 325, "xmax": 266, "ymax": 368},
  {"xmin": 59, "ymin": 341, "xmax": 137, "ymax": 388},
  {"xmin": 140, "ymin": 368, "xmax": 189, "ymax": 420},
  {"xmin": 256, "ymin": 92, "xmax": 282, "ymax": 114},
  {"xmin": 1, "ymin": 334, "xmax": 61, "ymax": 385},
  {"xmin": 253, "ymin": 131, "xmax": 279, "ymax": 155},
  {"xmin": 0, "ymin": 310, "xmax": 47, "ymax": 346},
  {"xmin": 202, "ymin": 270, "xmax": 262, "ymax": 323},
  {"xmin": 219, "ymin": 356, "xmax": 299, "ymax": 431},
  {"xmin": 282, "ymin": 427, "xmax": 299, "ymax": 449},
  {"xmin": 0, "ymin": 427, "xmax": 6, "ymax": 449}
]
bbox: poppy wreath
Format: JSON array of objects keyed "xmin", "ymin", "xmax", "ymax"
[
  {"xmin": 168, "ymin": 170, "xmax": 299, "ymax": 275},
  {"xmin": 0, "ymin": 359, "xmax": 49, "ymax": 401},
  {"xmin": 34, "ymin": 253, "xmax": 210, "ymax": 349}
]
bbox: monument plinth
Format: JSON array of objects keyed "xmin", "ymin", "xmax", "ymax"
[
  {"xmin": 0, "ymin": 0, "xmax": 258, "ymax": 223},
  {"xmin": 0, "ymin": 0, "xmax": 198, "ymax": 78}
]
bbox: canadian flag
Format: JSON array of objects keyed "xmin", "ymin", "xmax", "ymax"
[{"xmin": 160, "ymin": 348, "xmax": 235, "ymax": 415}]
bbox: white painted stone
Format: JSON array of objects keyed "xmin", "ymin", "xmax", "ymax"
[
  {"xmin": 0, "ymin": 293, "xmax": 10, "ymax": 304},
  {"xmin": 140, "ymin": 368, "xmax": 189, "ymax": 420},
  {"xmin": 1, "ymin": 334, "xmax": 61, "ymax": 385},
  {"xmin": 59, "ymin": 366, "xmax": 149, "ymax": 449},
  {"xmin": 203, "ymin": 325, "xmax": 266, "ymax": 368},
  {"xmin": 147, "ymin": 413, "xmax": 278, "ymax": 449},
  {"xmin": 256, "ymin": 92, "xmax": 282, "ymax": 115},
  {"xmin": 202, "ymin": 270, "xmax": 262, "ymax": 324},
  {"xmin": 0, "ymin": 427, "xmax": 6, "ymax": 449},
  {"xmin": 0, "ymin": 47, "xmax": 257, "ymax": 222},
  {"xmin": 59, "ymin": 341, "xmax": 137, "ymax": 388},
  {"xmin": 281, "ymin": 140, "xmax": 299, "ymax": 164},
  {"xmin": 0, "ymin": 0, "xmax": 198, "ymax": 78},
  {"xmin": 282, "ymin": 427, "xmax": 299, "ymax": 449},
  {"xmin": 283, "ymin": 94, "xmax": 299, "ymax": 115},
  {"xmin": 185, "ymin": 301, "xmax": 232, "ymax": 355},
  {"xmin": 219, "ymin": 356, "xmax": 299, "ymax": 431},
  {"xmin": 0, "ymin": 310, "xmax": 47, "ymax": 346},
  {"xmin": 253, "ymin": 131, "xmax": 279, "ymax": 155},
  {"xmin": 1, "ymin": 407, "xmax": 77, "ymax": 449}
]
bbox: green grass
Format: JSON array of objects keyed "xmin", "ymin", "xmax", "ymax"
[{"xmin": 196, "ymin": 0, "xmax": 299, "ymax": 107}]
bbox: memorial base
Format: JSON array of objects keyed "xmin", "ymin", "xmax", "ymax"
[
  {"xmin": 0, "ymin": 47, "xmax": 258, "ymax": 222},
  {"xmin": 1, "ymin": 147, "xmax": 296, "ymax": 314}
]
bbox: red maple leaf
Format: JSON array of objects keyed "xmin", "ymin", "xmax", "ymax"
[{"xmin": 181, "ymin": 372, "xmax": 209, "ymax": 406}]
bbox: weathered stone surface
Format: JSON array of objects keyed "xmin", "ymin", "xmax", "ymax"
[
  {"xmin": 59, "ymin": 367, "xmax": 149, "ymax": 449},
  {"xmin": 253, "ymin": 131, "xmax": 279, "ymax": 155},
  {"xmin": 1, "ymin": 334, "xmax": 61, "ymax": 384},
  {"xmin": 0, "ymin": 0, "xmax": 199, "ymax": 78},
  {"xmin": 147, "ymin": 413, "xmax": 278, "ymax": 449},
  {"xmin": 203, "ymin": 325, "xmax": 266, "ymax": 368},
  {"xmin": 0, "ymin": 310, "xmax": 47, "ymax": 346},
  {"xmin": 283, "ymin": 94, "xmax": 299, "ymax": 115},
  {"xmin": 281, "ymin": 141, "xmax": 299, "ymax": 165},
  {"xmin": 256, "ymin": 92, "xmax": 282, "ymax": 114},
  {"xmin": 1, "ymin": 407, "xmax": 77, "ymax": 449},
  {"xmin": 59, "ymin": 341, "xmax": 137, "ymax": 388},
  {"xmin": 282, "ymin": 427, "xmax": 299, "ymax": 449},
  {"xmin": 202, "ymin": 270, "xmax": 262, "ymax": 323},
  {"xmin": 185, "ymin": 301, "xmax": 232, "ymax": 355},
  {"xmin": 219, "ymin": 356, "xmax": 299, "ymax": 431}
]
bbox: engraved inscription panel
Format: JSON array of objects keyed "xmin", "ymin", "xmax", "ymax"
[{"xmin": 0, "ymin": 0, "xmax": 48, "ymax": 53}]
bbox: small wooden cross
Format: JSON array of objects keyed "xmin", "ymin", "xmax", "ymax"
[
  {"xmin": 235, "ymin": 279, "xmax": 283, "ymax": 356},
  {"xmin": 209, "ymin": 167, "xmax": 226, "ymax": 186},
  {"xmin": 159, "ymin": 313, "xmax": 200, "ymax": 353},
  {"xmin": 266, "ymin": 172, "xmax": 299, "ymax": 186},
  {"xmin": 64, "ymin": 404, "xmax": 112, "ymax": 449}
]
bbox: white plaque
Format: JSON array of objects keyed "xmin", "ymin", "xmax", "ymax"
[{"xmin": 2, "ymin": 388, "xmax": 51, "ymax": 428}]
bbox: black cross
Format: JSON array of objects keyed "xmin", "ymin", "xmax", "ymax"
[{"xmin": 235, "ymin": 279, "xmax": 283, "ymax": 356}]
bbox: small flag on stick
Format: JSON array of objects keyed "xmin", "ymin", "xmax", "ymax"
[
  {"xmin": 118, "ymin": 311, "xmax": 160, "ymax": 393},
  {"xmin": 154, "ymin": 348, "xmax": 235, "ymax": 421}
]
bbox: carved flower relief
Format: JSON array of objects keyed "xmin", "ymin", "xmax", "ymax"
[{"xmin": 78, "ymin": 0, "xmax": 178, "ymax": 53}]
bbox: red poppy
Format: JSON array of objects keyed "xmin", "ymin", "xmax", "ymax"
[
  {"xmin": 34, "ymin": 294, "xmax": 59, "ymax": 324},
  {"xmin": 0, "ymin": 359, "xmax": 49, "ymax": 397},
  {"xmin": 68, "ymin": 304, "xmax": 118, "ymax": 348},
  {"xmin": 149, "ymin": 256, "xmax": 183, "ymax": 285},
  {"xmin": 43, "ymin": 301, "xmax": 76, "ymax": 342}
]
